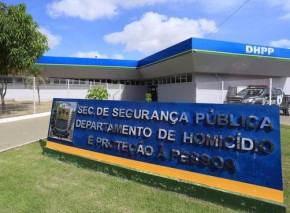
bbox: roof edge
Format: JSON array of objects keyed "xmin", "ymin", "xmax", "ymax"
[
  {"xmin": 36, "ymin": 56, "xmax": 138, "ymax": 68},
  {"xmin": 36, "ymin": 38, "xmax": 290, "ymax": 69}
]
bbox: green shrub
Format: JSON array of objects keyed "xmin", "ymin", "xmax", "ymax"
[
  {"xmin": 86, "ymin": 86, "xmax": 110, "ymax": 100},
  {"xmin": 145, "ymin": 92, "xmax": 152, "ymax": 102}
]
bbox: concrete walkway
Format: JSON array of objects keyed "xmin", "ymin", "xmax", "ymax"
[
  {"xmin": 0, "ymin": 113, "xmax": 50, "ymax": 152},
  {"xmin": 280, "ymin": 116, "xmax": 290, "ymax": 126}
]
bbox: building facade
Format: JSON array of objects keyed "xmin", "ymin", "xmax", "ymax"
[{"xmin": 28, "ymin": 38, "xmax": 290, "ymax": 103}]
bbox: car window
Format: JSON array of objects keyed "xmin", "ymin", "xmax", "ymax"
[
  {"xmin": 262, "ymin": 89, "xmax": 269, "ymax": 96},
  {"xmin": 250, "ymin": 89, "xmax": 262, "ymax": 96},
  {"xmin": 272, "ymin": 89, "xmax": 277, "ymax": 96},
  {"xmin": 237, "ymin": 88, "xmax": 263, "ymax": 96},
  {"xmin": 276, "ymin": 89, "xmax": 283, "ymax": 96},
  {"xmin": 272, "ymin": 88, "xmax": 283, "ymax": 96},
  {"xmin": 237, "ymin": 88, "xmax": 248, "ymax": 96}
]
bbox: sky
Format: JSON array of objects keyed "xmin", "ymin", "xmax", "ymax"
[{"xmin": 6, "ymin": 0, "xmax": 290, "ymax": 60}]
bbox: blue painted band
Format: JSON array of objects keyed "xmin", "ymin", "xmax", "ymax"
[
  {"xmin": 36, "ymin": 56, "xmax": 138, "ymax": 68},
  {"xmin": 138, "ymin": 38, "xmax": 290, "ymax": 67}
]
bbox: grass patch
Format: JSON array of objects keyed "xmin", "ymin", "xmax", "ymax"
[
  {"xmin": 0, "ymin": 125, "xmax": 289, "ymax": 212},
  {"xmin": 281, "ymin": 125, "xmax": 290, "ymax": 211},
  {"xmin": 0, "ymin": 141, "xmax": 240, "ymax": 213}
]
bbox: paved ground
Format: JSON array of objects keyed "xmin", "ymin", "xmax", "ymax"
[
  {"xmin": 280, "ymin": 116, "xmax": 290, "ymax": 126},
  {"xmin": 0, "ymin": 115, "xmax": 50, "ymax": 152}
]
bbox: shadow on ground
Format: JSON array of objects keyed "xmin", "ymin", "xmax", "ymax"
[{"xmin": 40, "ymin": 140, "xmax": 286, "ymax": 213}]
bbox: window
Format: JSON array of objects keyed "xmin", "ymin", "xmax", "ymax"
[
  {"xmin": 60, "ymin": 79, "xmax": 67, "ymax": 84},
  {"xmin": 53, "ymin": 79, "xmax": 60, "ymax": 84},
  {"xmin": 3, "ymin": 78, "xmax": 12, "ymax": 83},
  {"xmin": 171, "ymin": 76, "xmax": 175, "ymax": 84},
  {"xmin": 162, "ymin": 77, "xmax": 167, "ymax": 84},
  {"xmin": 181, "ymin": 75, "xmax": 187, "ymax": 83},
  {"xmin": 16, "ymin": 78, "xmax": 23, "ymax": 83}
]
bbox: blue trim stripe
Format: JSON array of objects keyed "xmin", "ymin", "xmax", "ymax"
[
  {"xmin": 138, "ymin": 38, "xmax": 290, "ymax": 67},
  {"xmin": 36, "ymin": 38, "xmax": 290, "ymax": 69},
  {"xmin": 137, "ymin": 38, "xmax": 193, "ymax": 67},
  {"xmin": 36, "ymin": 56, "xmax": 138, "ymax": 68},
  {"xmin": 191, "ymin": 38, "xmax": 290, "ymax": 59}
]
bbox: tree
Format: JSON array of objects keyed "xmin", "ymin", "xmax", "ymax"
[
  {"xmin": 86, "ymin": 86, "xmax": 110, "ymax": 100},
  {"xmin": 0, "ymin": 3, "xmax": 48, "ymax": 110},
  {"xmin": 25, "ymin": 65, "xmax": 46, "ymax": 104}
]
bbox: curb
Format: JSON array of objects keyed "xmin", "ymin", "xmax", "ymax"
[
  {"xmin": 0, "ymin": 138, "xmax": 46, "ymax": 153},
  {"xmin": 0, "ymin": 112, "xmax": 51, "ymax": 124}
]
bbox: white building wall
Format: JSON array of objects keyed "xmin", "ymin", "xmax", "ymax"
[
  {"xmin": 158, "ymin": 82, "xmax": 195, "ymax": 103},
  {"xmin": 196, "ymin": 83, "xmax": 223, "ymax": 103},
  {"xmin": 4, "ymin": 85, "xmax": 147, "ymax": 102},
  {"xmin": 278, "ymin": 77, "xmax": 290, "ymax": 95},
  {"xmin": 195, "ymin": 74, "xmax": 225, "ymax": 104},
  {"xmin": 195, "ymin": 74, "xmax": 287, "ymax": 104},
  {"xmin": 120, "ymin": 85, "xmax": 147, "ymax": 101}
]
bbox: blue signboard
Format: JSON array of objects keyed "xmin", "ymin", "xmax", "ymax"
[{"xmin": 47, "ymin": 98, "xmax": 284, "ymax": 203}]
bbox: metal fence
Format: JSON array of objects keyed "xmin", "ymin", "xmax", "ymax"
[
  {"xmin": 1, "ymin": 75, "xmax": 290, "ymax": 119},
  {"xmin": 0, "ymin": 75, "xmax": 127, "ymax": 119},
  {"xmin": 196, "ymin": 76, "xmax": 290, "ymax": 116}
]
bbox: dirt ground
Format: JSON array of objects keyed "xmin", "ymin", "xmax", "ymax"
[{"xmin": 0, "ymin": 100, "xmax": 52, "ymax": 119}]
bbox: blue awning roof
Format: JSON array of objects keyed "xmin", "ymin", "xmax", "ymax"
[
  {"xmin": 37, "ymin": 38, "xmax": 290, "ymax": 69},
  {"xmin": 138, "ymin": 37, "xmax": 290, "ymax": 68},
  {"xmin": 36, "ymin": 56, "xmax": 138, "ymax": 68}
]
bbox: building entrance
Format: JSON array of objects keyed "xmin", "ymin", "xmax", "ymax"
[{"xmin": 148, "ymin": 86, "xmax": 158, "ymax": 102}]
